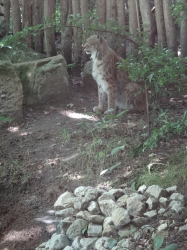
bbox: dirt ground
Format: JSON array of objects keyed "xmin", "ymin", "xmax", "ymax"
[{"xmin": 0, "ymin": 81, "xmax": 187, "ymax": 250}]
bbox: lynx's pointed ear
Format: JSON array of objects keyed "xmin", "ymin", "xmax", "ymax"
[{"xmin": 96, "ymin": 34, "xmax": 102, "ymax": 42}]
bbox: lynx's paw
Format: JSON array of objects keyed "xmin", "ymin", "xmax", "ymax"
[{"xmin": 93, "ymin": 106, "xmax": 104, "ymax": 114}]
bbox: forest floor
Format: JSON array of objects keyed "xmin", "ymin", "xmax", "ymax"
[{"xmin": 0, "ymin": 80, "xmax": 187, "ymax": 250}]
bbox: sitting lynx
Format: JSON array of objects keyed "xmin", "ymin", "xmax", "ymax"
[{"xmin": 83, "ymin": 34, "xmax": 146, "ymax": 114}]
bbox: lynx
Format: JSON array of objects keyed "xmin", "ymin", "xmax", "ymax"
[{"xmin": 83, "ymin": 34, "xmax": 146, "ymax": 114}]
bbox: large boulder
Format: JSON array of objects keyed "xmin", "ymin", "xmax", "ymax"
[
  {"xmin": 14, "ymin": 55, "xmax": 70, "ymax": 106},
  {"xmin": 0, "ymin": 60, "xmax": 23, "ymax": 125},
  {"xmin": 0, "ymin": 43, "xmax": 45, "ymax": 63},
  {"xmin": 81, "ymin": 60, "xmax": 97, "ymax": 92}
]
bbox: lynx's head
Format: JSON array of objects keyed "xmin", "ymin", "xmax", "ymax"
[{"xmin": 83, "ymin": 35, "xmax": 107, "ymax": 60}]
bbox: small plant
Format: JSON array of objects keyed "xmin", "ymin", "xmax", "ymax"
[
  {"xmin": 60, "ymin": 129, "xmax": 71, "ymax": 142},
  {"xmin": 132, "ymin": 110, "xmax": 187, "ymax": 155}
]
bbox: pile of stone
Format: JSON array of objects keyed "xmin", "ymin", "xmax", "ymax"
[{"xmin": 36, "ymin": 185, "xmax": 186, "ymax": 250}]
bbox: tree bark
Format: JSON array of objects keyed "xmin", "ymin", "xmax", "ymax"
[
  {"xmin": 44, "ymin": 0, "xmax": 57, "ymax": 56},
  {"xmin": 154, "ymin": 0, "xmax": 166, "ymax": 47},
  {"xmin": 10, "ymin": 0, "xmax": 22, "ymax": 34},
  {"xmin": 32, "ymin": 0, "xmax": 43, "ymax": 53},
  {"xmin": 22, "ymin": 0, "xmax": 32, "ymax": 48},
  {"xmin": 72, "ymin": 0, "xmax": 82, "ymax": 65},
  {"xmin": 139, "ymin": 0, "xmax": 154, "ymax": 47},
  {"xmin": 179, "ymin": 0, "xmax": 187, "ymax": 57},
  {"xmin": 163, "ymin": 0, "xmax": 177, "ymax": 54},
  {"xmin": 80, "ymin": 0, "xmax": 89, "ymax": 63},
  {"xmin": 61, "ymin": 0, "xmax": 73, "ymax": 64},
  {"xmin": 106, "ymin": 0, "xmax": 117, "ymax": 21},
  {"xmin": 1, "ymin": 0, "xmax": 10, "ymax": 36},
  {"xmin": 95, "ymin": 0, "xmax": 106, "ymax": 24},
  {"xmin": 128, "ymin": 0, "xmax": 139, "ymax": 35},
  {"xmin": 116, "ymin": 0, "xmax": 126, "ymax": 58}
]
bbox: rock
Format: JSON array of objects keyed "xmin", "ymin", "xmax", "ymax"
[
  {"xmin": 117, "ymin": 238, "xmax": 136, "ymax": 249},
  {"xmin": 170, "ymin": 193, "xmax": 184, "ymax": 203},
  {"xmin": 138, "ymin": 185, "xmax": 147, "ymax": 194},
  {"xmin": 112, "ymin": 207, "xmax": 131, "ymax": 229},
  {"xmin": 74, "ymin": 186, "xmax": 92, "ymax": 197},
  {"xmin": 63, "ymin": 247, "xmax": 74, "ymax": 250},
  {"xmin": 166, "ymin": 186, "xmax": 177, "ymax": 194},
  {"xmin": 46, "ymin": 233, "xmax": 70, "ymax": 250},
  {"xmin": 76, "ymin": 210, "xmax": 104, "ymax": 224},
  {"xmin": 94, "ymin": 237, "xmax": 110, "ymax": 250},
  {"xmin": 146, "ymin": 197, "xmax": 159, "ymax": 210},
  {"xmin": 66, "ymin": 219, "xmax": 87, "ymax": 240},
  {"xmin": 0, "ymin": 60, "xmax": 23, "ymax": 125},
  {"xmin": 126, "ymin": 196, "xmax": 146, "ymax": 216},
  {"xmin": 123, "ymin": 188, "xmax": 137, "ymax": 195},
  {"xmin": 179, "ymin": 224, "xmax": 187, "ymax": 231},
  {"xmin": 74, "ymin": 197, "xmax": 89, "ymax": 210},
  {"xmin": 157, "ymin": 223, "xmax": 168, "ymax": 231},
  {"xmin": 116, "ymin": 195, "xmax": 128, "ymax": 207},
  {"xmin": 102, "ymin": 223, "xmax": 118, "ymax": 237},
  {"xmin": 144, "ymin": 210, "xmax": 157, "ymax": 219},
  {"xmin": 80, "ymin": 237, "xmax": 98, "ymax": 250},
  {"xmin": 87, "ymin": 223, "xmax": 102, "ymax": 237},
  {"xmin": 14, "ymin": 55, "xmax": 70, "ymax": 106},
  {"xmin": 35, "ymin": 184, "xmax": 187, "ymax": 250},
  {"xmin": 81, "ymin": 60, "xmax": 97, "ymax": 92},
  {"xmin": 169, "ymin": 200, "xmax": 184, "ymax": 213},
  {"xmin": 55, "ymin": 208, "xmax": 75, "ymax": 218},
  {"xmin": 98, "ymin": 200, "xmax": 118, "ymax": 217},
  {"xmin": 145, "ymin": 185, "xmax": 165, "ymax": 199},
  {"xmin": 71, "ymin": 236, "xmax": 82, "ymax": 250},
  {"xmin": 56, "ymin": 217, "xmax": 75, "ymax": 234},
  {"xmin": 159, "ymin": 197, "xmax": 168, "ymax": 207},
  {"xmin": 84, "ymin": 188, "xmax": 99, "ymax": 202},
  {"xmin": 132, "ymin": 217, "xmax": 149, "ymax": 227},
  {"xmin": 98, "ymin": 193, "xmax": 115, "ymax": 202},
  {"xmin": 54, "ymin": 191, "xmax": 75, "ymax": 210},
  {"xmin": 107, "ymin": 189, "xmax": 124, "ymax": 199},
  {"xmin": 87, "ymin": 201, "xmax": 100, "ymax": 215}
]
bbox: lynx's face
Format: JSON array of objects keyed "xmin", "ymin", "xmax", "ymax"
[{"xmin": 83, "ymin": 35, "xmax": 102, "ymax": 55}]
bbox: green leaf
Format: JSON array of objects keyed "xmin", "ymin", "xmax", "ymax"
[
  {"xmin": 153, "ymin": 235, "xmax": 164, "ymax": 250},
  {"xmin": 111, "ymin": 145, "xmax": 125, "ymax": 156},
  {"xmin": 81, "ymin": 225, "xmax": 88, "ymax": 235},
  {"xmin": 162, "ymin": 244, "xmax": 178, "ymax": 250},
  {"xmin": 100, "ymin": 162, "xmax": 121, "ymax": 175},
  {"xmin": 107, "ymin": 239, "xmax": 117, "ymax": 249},
  {"xmin": 116, "ymin": 110, "xmax": 128, "ymax": 118}
]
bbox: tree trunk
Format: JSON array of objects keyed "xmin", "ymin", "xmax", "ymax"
[
  {"xmin": 163, "ymin": 0, "xmax": 177, "ymax": 54},
  {"xmin": 72, "ymin": 0, "xmax": 82, "ymax": 67},
  {"xmin": 179, "ymin": 0, "xmax": 187, "ymax": 57},
  {"xmin": 127, "ymin": 0, "xmax": 139, "ymax": 52},
  {"xmin": 1, "ymin": 0, "xmax": 10, "ymax": 36},
  {"xmin": 10, "ymin": 0, "xmax": 22, "ymax": 34},
  {"xmin": 116, "ymin": 0, "xmax": 126, "ymax": 58},
  {"xmin": 106, "ymin": 0, "xmax": 117, "ymax": 50},
  {"xmin": 80, "ymin": 0, "xmax": 89, "ymax": 63},
  {"xmin": 32, "ymin": 0, "xmax": 43, "ymax": 53},
  {"xmin": 61, "ymin": 0, "xmax": 73, "ymax": 65},
  {"xmin": 139, "ymin": 0, "xmax": 154, "ymax": 47},
  {"xmin": 128, "ymin": 0, "xmax": 139, "ymax": 35},
  {"xmin": 44, "ymin": 0, "xmax": 57, "ymax": 57},
  {"xmin": 22, "ymin": 0, "xmax": 32, "ymax": 48},
  {"xmin": 95, "ymin": 0, "xmax": 106, "ymax": 24},
  {"xmin": 154, "ymin": 0, "xmax": 166, "ymax": 47},
  {"xmin": 106, "ymin": 0, "xmax": 117, "ymax": 21}
]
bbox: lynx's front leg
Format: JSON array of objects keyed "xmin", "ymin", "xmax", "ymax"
[
  {"xmin": 93, "ymin": 85, "xmax": 107, "ymax": 113},
  {"xmin": 104, "ymin": 85, "xmax": 117, "ymax": 114}
]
